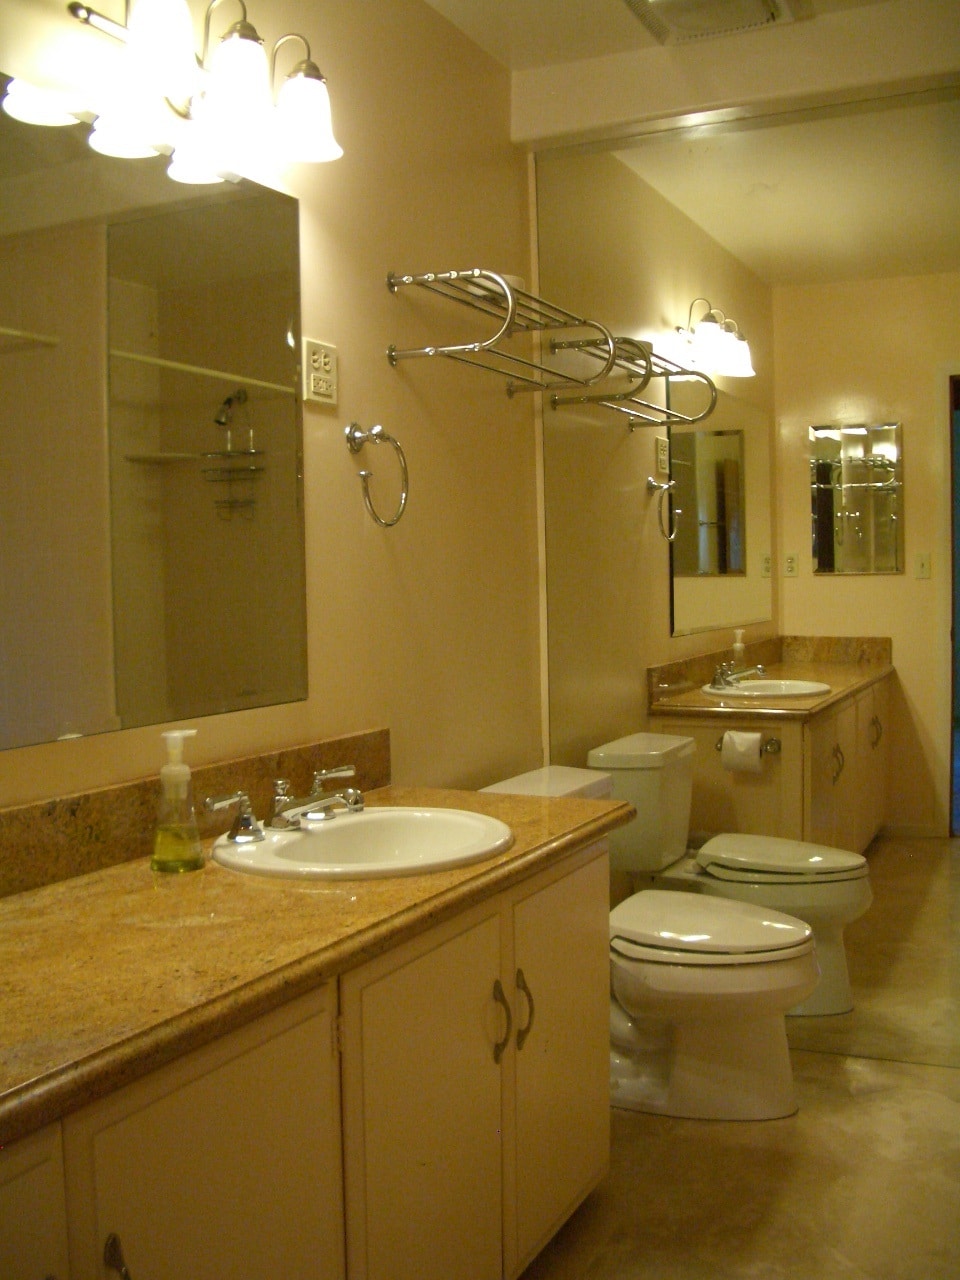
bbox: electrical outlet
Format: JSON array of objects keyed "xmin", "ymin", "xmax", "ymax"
[
  {"xmin": 916, "ymin": 552, "xmax": 932, "ymax": 579},
  {"xmin": 760, "ymin": 553, "xmax": 771, "ymax": 578},
  {"xmin": 785, "ymin": 552, "xmax": 799, "ymax": 577},
  {"xmin": 655, "ymin": 435, "xmax": 670, "ymax": 475},
  {"xmin": 302, "ymin": 338, "xmax": 338, "ymax": 405}
]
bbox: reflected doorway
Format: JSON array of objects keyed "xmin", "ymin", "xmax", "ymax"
[{"xmin": 952, "ymin": 376, "xmax": 960, "ymax": 833}]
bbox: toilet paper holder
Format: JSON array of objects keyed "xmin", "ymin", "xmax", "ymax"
[{"xmin": 715, "ymin": 735, "xmax": 781, "ymax": 755}]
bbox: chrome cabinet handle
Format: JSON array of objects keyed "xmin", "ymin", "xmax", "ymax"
[
  {"xmin": 104, "ymin": 1234, "xmax": 134, "ymax": 1280},
  {"xmin": 515, "ymin": 968, "xmax": 535, "ymax": 1051},
  {"xmin": 870, "ymin": 714, "xmax": 883, "ymax": 748},
  {"xmin": 492, "ymin": 978, "xmax": 512, "ymax": 1064},
  {"xmin": 831, "ymin": 744, "xmax": 845, "ymax": 784}
]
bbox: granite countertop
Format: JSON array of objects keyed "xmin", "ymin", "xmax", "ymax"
[
  {"xmin": 649, "ymin": 661, "xmax": 892, "ymax": 720},
  {"xmin": 0, "ymin": 785, "xmax": 632, "ymax": 1147}
]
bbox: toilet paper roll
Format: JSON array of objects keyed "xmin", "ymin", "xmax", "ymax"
[{"xmin": 720, "ymin": 730, "xmax": 764, "ymax": 774}]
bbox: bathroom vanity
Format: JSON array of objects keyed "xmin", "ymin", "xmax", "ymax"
[
  {"xmin": 648, "ymin": 640, "xmax": 892, "ymax": 852},
  {"xmin": 0, "ymin": 784, "xmax": 630, "ymax": 1280}
]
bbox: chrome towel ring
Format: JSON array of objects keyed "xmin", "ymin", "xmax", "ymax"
[
  {"xmin": 647, "ymin": 476, "xmax": 679, "ymax": 542},
  {"xmin": 345, "ymin": 423, "xmax": 409, "ymax": 527}
]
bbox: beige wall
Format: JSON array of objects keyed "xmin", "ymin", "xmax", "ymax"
[
  {"xmin": 536, "ymin": 150, "xmax": 777, "ymax": 768},
  {"xmin": 774, "ymin": 272, "xmax": 959, "ymax": 836},
  {"xmin": 0, "ymin": 0, "xmax": 542, "ymax": 804}
]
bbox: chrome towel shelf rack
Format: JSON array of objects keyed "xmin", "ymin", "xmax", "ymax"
[{"xmin": 387, "ymin": 268, "xmax": 716, "ymax": 428}]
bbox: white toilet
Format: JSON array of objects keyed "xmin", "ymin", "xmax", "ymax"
[
  {"xmin": 587, "ymin": 732, "xmax": 872, "ymax": 1016},
  {"xmin": 483, "ymin": 764, "xmax": 819, "ymax": 1121},
  {"xmin": 609, "ymin": 889, "xmax": 817, "ymax": 1119}
]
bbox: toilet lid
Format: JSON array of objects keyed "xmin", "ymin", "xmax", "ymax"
[
  {"xmin": 696, "ymin": 833, "xmax": 867, "ymax": 883},
  {"xmin": 610, "ymin": 889, "xmax": 813, "ymax": 967}
]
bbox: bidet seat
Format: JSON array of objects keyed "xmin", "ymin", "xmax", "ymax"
[{"xmin": 696, "ymin": 832, "xmax": 868, "ymax": 883}]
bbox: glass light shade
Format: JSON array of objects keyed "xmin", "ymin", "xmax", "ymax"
[
  {"xmin": 166, "ymin": 111, "xmax": 225, "ymax": 184},
  {"xmin": 126, "ymin": 0, "xmax": 198, "ymax": 108},
  {"xmin": 275, "ymin": 70, "xmax": 343, "ymax": 162},
  {"xmin": 88, "ymin": 112, "xmax": 162, "ymax": 158},
  {"xmin": 691, "ymin": 313, "xmax": 727, "ymax": 367},
  {"xmin": 1, "ymin": 79, "xmax": 82, "ymax": 127},
  {"xmin": 205, "ymin": 27, "xmax": 272, "ymax": 127},
  {"xmin": 724, "ymin": 333, "xmax": 755, "ymax": 377}
]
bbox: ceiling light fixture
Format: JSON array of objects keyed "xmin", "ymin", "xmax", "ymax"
[{"xmin": 673, "ymin": 297, "xmax": 755, "ymax": 378}]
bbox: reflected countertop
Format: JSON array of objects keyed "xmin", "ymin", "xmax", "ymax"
[
  {"xmin": 0, "ymin": 785, "xmax": 632, "ymax": 1148},
  {"xmin": 650, "ymin": 661, "xmax": 893, "ymax": 720}
]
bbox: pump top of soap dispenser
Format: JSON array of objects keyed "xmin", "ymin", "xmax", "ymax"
[{"xmin": 160, "ymin": 729, "xmax": 197, "ymax": 794}]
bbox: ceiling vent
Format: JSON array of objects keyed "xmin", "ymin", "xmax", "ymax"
[{"xmin": 622, "ymin": 0, "xmax": 799, "ymax": 44}]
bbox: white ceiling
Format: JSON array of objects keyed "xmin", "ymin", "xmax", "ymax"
[{"xmin": 424, "ymin": 0, "xmax": 960, "ymax": 286}]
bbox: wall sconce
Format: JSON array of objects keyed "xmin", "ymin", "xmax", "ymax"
[
  {"xmin": 673, "ymin": 297, "xmax": 755, "ymax": 378},
  {"xmin": 1, "ymin": 0, "xmax": 342, "ymax": 184}
]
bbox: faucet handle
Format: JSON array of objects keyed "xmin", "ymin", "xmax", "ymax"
[
  {"xmin": 312, "ymin": 765, "xmax": 356, "ymax": 790},
  {"xmin": 204, "ymin": 790, "xmax": 265, "ymax": 843}
]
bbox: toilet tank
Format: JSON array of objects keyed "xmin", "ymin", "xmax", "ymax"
[
  {"xmin": 481, "ymin": 765, "xmax": 613, "ymax": 798},
  {"xmin": 587, "ymin": 733, "xmax": 695, "ymax": 872}
]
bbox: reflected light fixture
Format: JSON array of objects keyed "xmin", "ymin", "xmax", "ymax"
[
  {"xmin": 1, "ymin": 78, "xmax": 87, "ymax": 126},
  {"xmin": 1, "ymin": 0, "xmax": 342, "ymax": 185},
  {"xmin": 674, "ymin": 297, "xmax": 755, "ymax": 378}
]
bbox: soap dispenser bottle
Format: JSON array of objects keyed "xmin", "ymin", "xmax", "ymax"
[
  {"xmin": 152, "ymin": 729, "xmax": 204, "ymax": 873},
  {"xmin": 732, "ymin": 629, "xmax": 746, "ymax": 666}
]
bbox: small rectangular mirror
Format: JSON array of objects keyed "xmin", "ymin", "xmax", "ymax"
[{"xmin": 810, "ymin": 422, "xmax": 903, "ymax": 573}]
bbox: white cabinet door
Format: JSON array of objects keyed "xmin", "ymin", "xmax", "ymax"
[
  {"xmin": 509, "ymin": 850, "xmax": 610, "ymax": 1276},
  {"xmin": 0, "ymin": 1123, "xmax": 69, "ymax": 1280},
  {"xmin": 341, "ymin": 908, "xmax": 504, "ymax": 1280},
  {"xmin": 805, "ymin": 699, "xmax": 858, "ymax": 849},
  {"xmin": 341, "ymin": 844, "xmax": 611, "ymax": 1280},
  {"xmin": 855, "ymin": 679, "xmax": 890, "ymax": 850},
  {"xmin": 64, "ymin": 985, "xmax": 344, "ymax": 1280}
]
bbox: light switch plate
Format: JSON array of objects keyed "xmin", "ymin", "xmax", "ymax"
[{"xmin": 303, "ymin": 339, "xmax": 338, "ymax": 405}]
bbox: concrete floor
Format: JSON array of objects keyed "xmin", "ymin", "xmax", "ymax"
[{"xmin": 521, "ymin": 835, "xmax": 960, "ymax": 1280}]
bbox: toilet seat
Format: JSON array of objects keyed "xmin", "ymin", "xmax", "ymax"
[
  {"xmin": 696, "ymin": 833, "xmax": 868, "ymax": 884},
  {"xmin": 610, "ymin": 889, "xmax": 813, "ymax": 967}
]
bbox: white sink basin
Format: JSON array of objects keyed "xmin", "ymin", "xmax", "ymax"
[
  {"xmin": 212, "ymin": 806, "xmax": 514, "ymax": 879},
  {"xmin": 702, "ymin": 679, "xmax": 831, "ymax": 698}
]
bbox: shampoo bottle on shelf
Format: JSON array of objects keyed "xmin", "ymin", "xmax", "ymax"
[
  {"xmin": 732, "ymin": 628, "xmax": 745, "ymax": 666},
  {"xmin": 152, "ymin": 728, "xmax": 204, "ymax": 873}
]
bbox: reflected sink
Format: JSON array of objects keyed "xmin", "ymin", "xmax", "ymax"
[
  {"xmin": 212, "ymin": 806, "xmax": 514, "ymax": 879},
  {"xmin": 702, "ymin": 679, "xmax": 831, "ymax": 698}
]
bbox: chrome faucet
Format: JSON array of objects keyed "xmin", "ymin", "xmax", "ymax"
[
  {"xmin": 268, "ymin": 765, "xmax": 365, "ymax": 828},
  {"xmin": 710, "ymin": 661, "xmax": 766, "ymax": 689}
]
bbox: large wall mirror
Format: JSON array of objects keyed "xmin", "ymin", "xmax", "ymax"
[
  {"xmin": 810, "ymin": 422, "xmax": 903, "ymax": 574},
  {"xmin": 0, "ymin": 76, "xmax": 307, "ymax": 751},
  {"xmin": 535, "ymin": 146, "xmax": 774, "ymax": 667}
]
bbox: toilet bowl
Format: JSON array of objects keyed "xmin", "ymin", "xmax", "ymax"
[
  {"xmin": 483, "ymin": 764, "xmax": 819, "ymax": 1120},
  {"xmin": 587, "ymin": 732, "xmax": 872, "ymax": 1016},
  {"xmin": 610, "ymin": 890, "xmax": 818, "ymax": 1119}
]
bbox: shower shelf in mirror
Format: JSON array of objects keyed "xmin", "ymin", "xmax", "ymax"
[
  {"xmin": 109, "ymin": 349, "xmax": 295, "ymax": 397},
  {"xmin": 1, "ymin": 324, "xmax": 59, "ymax": 353},
  {"xmin": 386, "ymin": 269, "xmax": 716, "ymax": 427}
]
